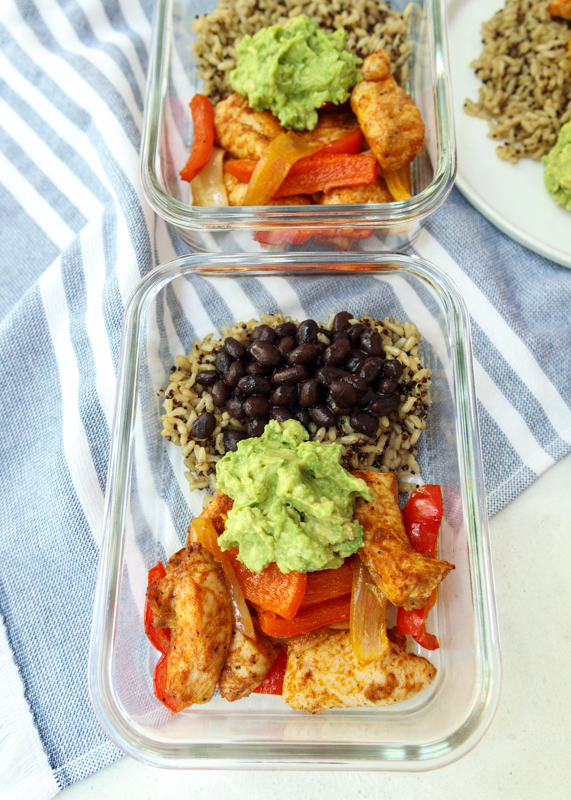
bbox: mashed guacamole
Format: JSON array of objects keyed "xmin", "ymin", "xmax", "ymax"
[
  {"xmin": 216, "ymin": 419, "xmax": 373, "ymax": 574},
  {"xmin": 543, "ymin": 121, "xmax": 571, "ymax": 212},
  {"xmin": 229, "ymin": 14, "xmax": 362, "ymax": 131}
]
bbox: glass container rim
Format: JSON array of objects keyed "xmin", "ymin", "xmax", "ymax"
[{"xmin": 89, "ymin": 251, "xmax": 501, "ymax": 770}]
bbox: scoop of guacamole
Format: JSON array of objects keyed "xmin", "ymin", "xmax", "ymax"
[
  {"xmin": 542, "ymin": 121, "xmax": 571, "ymax": 212},
  {"xmin": 229, "ymin": 14, "xmax": 362, "ymax": 131},
  {"xmin": 216, "ymin": 419, "xmax": 373, "ymax": 574}
]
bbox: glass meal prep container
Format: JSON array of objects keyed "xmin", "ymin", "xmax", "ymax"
[
  {"xmin": 140, "ymin": 0, "xmax": 457, "ymax": 253},
  {"xmin": 89, "ymin": 252, "xmax": 500, "ymax": 770}
]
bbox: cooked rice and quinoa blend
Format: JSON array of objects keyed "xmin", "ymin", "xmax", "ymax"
[
  {"xmin": 464, "ymin": 0, "xmax": 571, "ymax": 163},
  {"xmin": 161, "ymin": 314, "xmax": 431, "ymax": 498},
  {"xmin": 192, "ymin": 0, "xmax": 414, "ymax": 104}
]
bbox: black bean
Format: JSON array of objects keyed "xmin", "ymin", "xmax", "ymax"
[
  {"xmin": 251, "ymin": 324, "xmax": 277, "ymax": 344},
  {"xmin": 244, "ymin": 395, "xmax": 271, "ymax": 418},
  {"xmin": 226, "ymin": 396, "xmax": 246, "ymax": 420},
  {"xmin": 341, "ymin": 373, "xmax": 368, "ymax": 395},
  {"xmin": 223, "ymin": 429, "xmax": 247, "ymax": 451},
  {"xmin": 315, "ymin": 366, "xmax": 351, "ymax": 386},
  {"xmin": 332, "ymin": 311, "xmax": 353, "ymax": 334},
  {"xmin": 223, "ymin": 337, "xmax": 246, "ymax": 358},
  {"xmin": 346, "ymin": 323, "xmax": 366, "ymax": 345},
  {"xmin": 223, "ymin": 359, "xmax": 246, "ymax": 387},
  {"xmin": 276, "ymin": 335, "xmax": 296, "ymax": 357},
  {"xmin": 287, "ymin": 343, "xmax": 321, "ymax": 365},
  {"xmin": 296, "ymin": 319, "xmax": 318, "ymax": 344},
  {"xmin": 237, "ymin": 375, "xmax": 272, "ymax": 395},
  {"xmin": 378, "ymin": 377, "xmax": 398, "ymax": 395},
  {"xmin": 345, "ymin": 350, "xmax": 366, "ymax": 373},
  {"xmin": 246, "ymin": 361, "xmax": 272, "ymax": 376},
  {"xmin": 195, "ymin": 370, "xmax": 220, "ymax": 387},
  {"xmin": 294, "ymin": 407, "xmax": 311, "ymax": 427},
  {"xmin": 350, "ymin": 411, "xmax": 379, "ymax": 437},
  {"xmin": 360, "ymin": 329, "xmax": 382, "ymax": 356},
  {"xmin": 359, "ymin": 356, "xmax": 384, "ymax": 383},
  {"xmin": 369, "ymin": 393, "xmax": 400, "ymax": 416},
  {"xmin": 215, "ymin": 349, "xmax": 234, "ymax": 374},
  {"xmin": 250, "ymin": 340, "xmax": 282, "ymax": 367},
  {"xmin": 328, "ymin": 399, "xmax": 353, "ymax": 416},
  {"xmin": 322, "ymin": 337, "xmax": 351, "ymax": 367},
  {"xmin": 298, "ymin": 378, "xmax": 320, "ymax": 407},
  {"xmin": 191, "ymin": 412, "xmax": 216, "ymax": 440},
  {"xmin": 271, "ymin": 407, "xmax": 294, "ymax": 422},
  {"xmin": 211, "ymin": 379, "xmax": 231, "ymax": 407},
  {"xmin": 274, "ymin": 322, "xmax": 297, "ymax": 338},
  {"xmin": 270, "ymin": 384, "xmax": 298, "ymax": 406},
  {"xmin": 383, "ymin": 359, "xmax": 404, "ymax": 380},
  {"xmin": 310, "ymin": 405, "xmax": 337, "ymax": 427},
  {"xmin": 272, "ymin": 365, "xmax": 309, "ymax": 385},
  {"xmin": 357, "ymin": 387, "xmax": 377, "ymax": 408},
  {"xmin": 329, "ymin": 380, "xmax": 358, "ymax": 407},
  {"xmin": 246, "ymin": 418, "xmax": 268, "ymax": 438}
]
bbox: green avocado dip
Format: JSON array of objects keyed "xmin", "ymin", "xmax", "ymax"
[
  {"xmin": 229, "ymin": 14, "xmax": 362, "ymax": 131},
  {"xmin": 216, "ymin": 419, "xmax": 373, "ymax": 574},
  {"xmin": 542, "ymin": 121, "xmax": 571, "ymax": 212}
]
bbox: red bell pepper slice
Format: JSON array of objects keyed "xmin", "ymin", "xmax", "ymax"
[
  {"xmin": 180, "ymin": 95, "xmax": 215, "ymax": 183},
  {"xmin": 396, "ymin": 485, "xmax": 444, "ymax": 650},
  {"xmin": 273, "ymin": 154, "xmax": 377, "ymax": 198},
  {"xmin": 253, "ymin": 646, "xmax": 288, "ymax": 695},
  {"xmin": 319, "ymin": 129, "xmax": 363, "ymax": 156},
  {"xmin": 153, "ymin": 653, "xmax": 184, "ymax": 713},
  {"xmin": 254, "ymin": 230, "xmax": 314, "ymax": 246},
  {"xmin": 225, "ymin": 548, "xmax": 307, "ymax": 620},
  {"xmin": 258, "ymin": 594, "xmax": 351, "ymax": 638},
  {"xmin": 144, "ymin": 562, "xmax": 170, "ymax": 655}
]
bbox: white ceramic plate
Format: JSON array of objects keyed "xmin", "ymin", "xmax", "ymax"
[{"xmin": 447, "ymin": 0, "xmax": 571, "ymax": 268}]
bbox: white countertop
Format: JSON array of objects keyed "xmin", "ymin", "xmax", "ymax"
[{"xmin": 59, "ymin": 452, "xmax": 571, "ymax": 800}]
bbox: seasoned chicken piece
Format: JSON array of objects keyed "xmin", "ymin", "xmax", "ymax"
[
  {"xmin": 353, "ymin": 470, "xmax": 454, "ymax": 610},
  {"xmin": 166, "ymin": 547, "xmax": 187, "ymax": 572},
  {"xmin": 214, "ymin": 93, "xmax": 284, "ymax": 160},
  {"xmin": 218, "ymin": 630, "xmax": 280, "ymax": 702},
  {"xmin": 350, "ymin": 50, "xmax": 424, "ymax": 173},
  {"xmin": 548, "ymin": 0, "xmax": 571, "ymax": 19},
  {"xmin": 146, "ymin": 543, "xmax": 232, "ymax": 708},
  {"xmin": 320, "ymin": 178, "xmax": 393, "ymax": 205},
  {"xmin": 298, "ymin": 110, "xmax": 360, "ymax": 145},
  {"xmin": 282, "ymin": 628, "xmax": 436, "ymax": 713}
]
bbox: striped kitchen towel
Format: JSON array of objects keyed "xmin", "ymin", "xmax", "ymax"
[{"xmin": 0, "ymin": 0, "xmax": 570, "ymax": 797}]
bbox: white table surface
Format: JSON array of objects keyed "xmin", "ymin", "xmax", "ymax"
[{"xmin": 59, "ymin": 452, "xmax": 571, "ymax": 800}]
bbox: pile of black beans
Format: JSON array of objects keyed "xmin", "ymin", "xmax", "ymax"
[{"xmin": 190, "ymin": 312, "xmax": 404, "ymax": 452}]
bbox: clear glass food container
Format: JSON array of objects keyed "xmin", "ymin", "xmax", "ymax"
[
  {"xmin": 140, "ymin": 0, "xmax": 456, "ymax": 253},
  {"xmin": 89, "ymin": 252, "xmax": 500, "ymax": 770}
]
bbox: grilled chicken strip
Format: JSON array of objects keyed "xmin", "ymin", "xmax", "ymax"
[
  {"xmin": 350, "ymin": 49, "xmax": 424, "ymax": 173},
  {"xmin": 282, "ymin": 628, "xmax": 436, "ymax": 713},
  {"xmin": 353, "ymin": 470, "xmax": 454, "ymax": 610},
  {"xmin": 548, "ymin": 0, "xmax": 571, "ymax": 19},
  {"xmin": 218, "ymin": 629, "xmax": 280, "ymax": 702},
  {"xmin": 297, "ymin": 109, "xmax": 360, "ymax": 145},
  {"xmin": 320, "ymin": 177, "xmax": 393, "ymax": 205},
  {"xmin": 146, "ymin": 543, "xmax": 232, "ymax": 709},
  {"xmin": 214, "ymin": 93, "xmax": 284, "ymax": 160}
]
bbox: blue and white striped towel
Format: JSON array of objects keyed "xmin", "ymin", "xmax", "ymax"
[{"xmin": 0, "ymin": 1, "xmax": 570, "ymax": 797}]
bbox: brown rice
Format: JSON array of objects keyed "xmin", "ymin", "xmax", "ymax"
[
  {"xmin": 464, "ymin": 0, "xmax": 571, "ymax": 162},
  {"xmin": 192, "ymin": 0, "xmax": 414, "ymax": 104},
  {"xmin": 160, "ymin": 313, "xmax": 431, "ymax": 497}
]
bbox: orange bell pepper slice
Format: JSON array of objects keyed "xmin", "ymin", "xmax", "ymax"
[
  {"xmin": 258, "ymin": 594, "xmax": 351, "ymax": 638},
  {"xmin": 298, "ymin": 559, "xmax": 354, "ymax": 610},
  {"xmin": 225, "ymin": 548, "xmax": 307, "ymax": 620},
  {"xmin": 180, "ymin": 95, "xmax": 215, "ymax": 183},
  {"xmin": 243, "ymin": 131, "xmax": 323, "ymax": 206}
]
